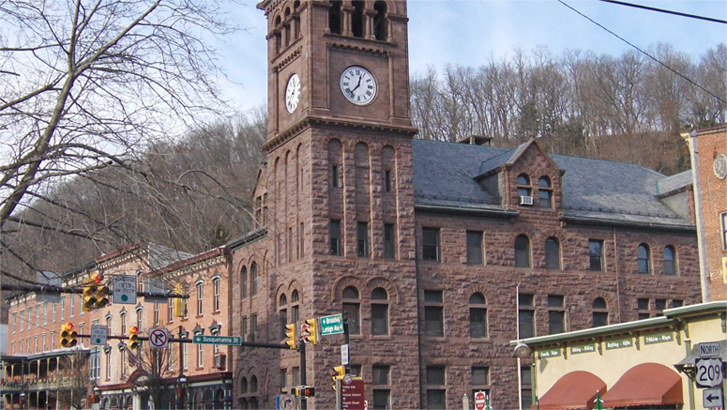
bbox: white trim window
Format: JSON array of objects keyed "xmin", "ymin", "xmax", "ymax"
[
  {"xmin": 196, "ymin": 280, "xmax": 204, "ymax": 316},
  {"xmin": 721, "ymin": 212, "xmax": 727, "ymax": 250},
  {"xmin": 213, "ymin": 277, "xmax": 221, "ymax": 312}
]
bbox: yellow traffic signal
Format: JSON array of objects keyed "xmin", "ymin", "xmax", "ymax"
[
  {"xmin": 332, "ymin": 365, "xmax": 346, "ymax": 390},
  {"xmin": 173, "ymin": 284, "xmax": 184, "ymax": 317},
  {"xmin": 95, "ymin": 285, "xmax": 110, "ymax": 309},
  {"xmin": 304, "ymin": 318, "xmax": 318, "ymax": 345},
  {"xmin": 82, "ymin": 284, "xmax": 98, "ymax": 311},
  {"xmin": 60, "ymin": 323, "xmax": 78, "ymax": 348},
  {"xmin": 285, "ymin": 323, "xmax": 297, "ymax": 350},
  {"xmin": 128, "ymin": 326, "xmax": 139, "ymax": 349}
]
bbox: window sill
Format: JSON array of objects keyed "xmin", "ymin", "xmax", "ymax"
[
  {"xmin": 371, "ymin": 335, "xmax": 393, "ymax": 340},
  {"xmin": 469, "ymin": 337, "xmax": 492, "ymax": 343},
  {"xmin": 196, "ymin": 314, "xmax": 204, "ymax": 319},
  {"xmin": 424, "ymin": 336, "xmax": 446, "ymax": 341}
]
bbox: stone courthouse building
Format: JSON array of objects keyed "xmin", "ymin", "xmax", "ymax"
[{"xmin": 229, "ymin": 1, "xmax": 702, "ymax": 409}]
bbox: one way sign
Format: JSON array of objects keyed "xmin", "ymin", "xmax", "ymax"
[{"xmin": 703, "ymin": 388, "xmax": 724, "ymax": 408}]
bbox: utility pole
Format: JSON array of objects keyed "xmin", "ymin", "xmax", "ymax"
[{"xmin": 299, "ymin": 338, "xmax": 307, "ymax": 410}]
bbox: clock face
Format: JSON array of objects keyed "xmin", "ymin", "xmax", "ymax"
[
  {"xmin": 285, "ymin": 74, "xmax": 301, "ymax": 113},
  {"xmin": 340, "ymin": 66, "xmax": 377, "ymax": 106},
  {"xmin": 714, "ymin": 153, "xmax": 727, "ymax": 180}
]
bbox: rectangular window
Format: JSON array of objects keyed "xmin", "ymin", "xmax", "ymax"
[
  {"xmin": 330, "ymin": 219, "xmax": 342, "ymax": 256},
  {"xmin": 60, "ymin": 297, "xmax": 65, "ymax": 320},
  {"xmin": 426, "ymin": 366, "xmax": 446, "ymax": 410},
  {"xmin": 154, "ymin": 303, "xmax": 160, "ymax": 326},
  {"xmin": 371, "ymin": 303, "xmax": 389, "ymax": 336},
  {"xmin": 107, "ymin": 347, "xmax": 112, "ymax": 379},
  {"xmin": 357, "ymin": 222, "xmax": 369, "ymax": 257},
  {"xmin": 197, "ymin": 344, "xmax": 204, "ymax": 368},
  {"xmin": 330, "ymin": 165, "xmax": 339, "ymax": 188},
  {"xmin": 518, "ymin": 294, "xmax": 535, "ymax": 339},
  {"xmin": 168, "ymin": 298, "xmax": 174, "ymax": 322},
  {"xmin": 78, "ymin": 294, "xmax": 84, "ymax": 316},
  {"xmin": 34, "ymin": 335, "xmax": 38, "ymax": 353},
  {"xmin": 11, "ymin": 341, "xmax": 15, "ymax": 355},
  {"xmin": 27, "ymin": 309, "xmax": 31, "ymax": 330},
  {"xmin": 589, "ymin": 240, "xmax": 604, "ymax": 271},
  {"xmin": 19, "ymin": 339, "xmax": 23, "ymax": 354},
  {"xmin": 197, "ymin": 283, "xmax": 204, "ymax": 316},
  {"xmin": 280, "ymin": 308, "xmax": 287, "ymax": 339},
  {"xmin": 655, "ymin": 299, "xmax": 667, "ymax": 316},
  {"xmin": 121, "ymin": 350, "xmax": 127, "ymax": 377},
  {"xmin": 373, "ymin": 365, "xmax": 390, "ymax": 385},
  {"xmin": 43, "ymin": 303, "xmax": 48, "ymax": 325},
  {"xmin": 722, "ymin": 212, "xmax": 727, "ymax": 250},
  {"xmin": 672, "ymin": 299, "xmax": 684, "ymax": 308},
  {"xmin": 422, "ymin": 228, "xmax": 441, "ymax": 262},
  {"xmin": 280, "ymin": 368, "xmax": 287, "ymax": 392},
  {"xmin": 424, "ymin": 290, "xmax": 444, "ymax": 337},
  {"xmin": 50, "ymin": 332, "xmax": 55, "ymax": 350},
  {"xmin": 521, "ymin": 366, "xmax": 533, "ymax": 410},
  {"xmin": 288, "ymin": 226, "xmax": 294, "ymax": 262},
  {"xmin": 242, "ymin": 317, "xmax": 248, "ymax": 352},
  {"xmin": 466, "ymin": 231, "xmax": 484, "ymax": 265},
  {"xmin": 52, "ymin": 303, "xmax": 56, "ymax": 323},
  {"xmin": 373, "ymin": 390, "xmax": 390, "ymax": 410},
  {"xmin": 293, "ymin": 367, "xmax": 301, "ymax": 386},
  {"xmin": 137, "ymin": 309, "xmax": 143, "ymax": 331},
  {"xmin": 213, "ymin": 279, "xmax": 221, "ymax": 313},
  {"xmin": 384, "ymin": 170, "xmax": 392, "ymax": 193},
  {"xmin": 637, "ymin": 298, "xmax": 651, "ymax": 319},
  {"xmin": 42, "ymin": 333, "xmax": 47, "ymax": 352},
  {"xmin": 252, "ymin": 314, "xmax": 258, "ymax": 343},
  {"xmin": 343, "ymin": 302, "xmax": 360, "ymax": 335},
  {"xmin": 183, "ymin": 341, "xmax": 189, "ymax": 370},
  {"xmin": 299, "ymin": 222, "xmax": 304, "ymax": 258},
  {"xmin": 384, "ymin": 223, "xmax": 395, "ymax": 259},
  {"xmin": 548, "ymin": 295, "xmax": 565, "ymax": 335},
  {"xmin": 35, "ymin": 305, "xmax": 40, "ymax": 327},
  {"xmin": 69, "ymin": 296, "xmax": 75, "ymax": 318},
  {"xmin": 12, "ymin": 313, "xmax": 16, "ymax": 334}
]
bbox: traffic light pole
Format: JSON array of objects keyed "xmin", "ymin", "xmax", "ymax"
[{"xmin": 299, "ymin": 339, "xmax": 307, "ymax": 410}]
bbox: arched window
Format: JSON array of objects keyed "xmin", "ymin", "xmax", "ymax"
[
  {"xmin": 279, "ymin": 294, "xmax": 288, "ymax": 339},
  {"xmin": 545, "ymin": 237, "xmax": 561, "ymax": 270},
  {"xmin": 328, "ymin": 0, "xmax": 342, "ymax": 34},
  {"xmin": 592, "ymin": 298, "xmax": 608, "ymax": 327},
  {"xmin": 371, "ymin": 288, "xmax": 389, "ymax": 336},
  {"xmin": 251, "ymin": 263, "xmax": 258, "ymax": 296},
  {"xmin": 517, "ymin": 174, "xmax": 532, "ymax": 198},
  {"xmin": 240, "ymin": 377, "xmax": 248, "ymax": 393},
  {"xmin": 515, "ymin": 235, "xmax": 531, "ymax": 268},
  {"xmin": 538, "ymin": 177, "xmax": 553, "ymax": 208},
  {"xmin": 120, "ymin": 311, "xmax": 127, "ymax": 335},
  {"xmin": 291, "ymin": 290, "xmax": 300, "ymax": 324},
  {"xmin": 373, "ymin": 1, "xmax": 388, "ymax": 41},
  {"xmin": 351, "ymin": 0, "xmax": 365, "ymax": 38},
  {"xmin": 663, "ymin": 246, "xmax": 677, "ymax": 275},
  {"xmin": 342, "ymin": 286, "xmax": 360, "ymax": 335},
  {"xmin": 284, "ymin": 8, "xmax": 291, "ymax": 47},
  {"xmin": 250, "ymin": 376, "xmax": 258, "ymax": 393},
  {"xmin": 136, "ymin": 306, "xmax": 143, "ymax": 331},
  {"xmin": 469, "ymin": 293, "xmax": 487, "ymax": 339},
  {"xmin": 274, "ymin": 15, "xmax": 282, "ymax": 54},
  {"xmin": 241, "ymin": 267, "xmax": 248, "ymax": 299},
  {"xmin": 637, "ymin": 244, "xmax": 651, "ymax": 274}
]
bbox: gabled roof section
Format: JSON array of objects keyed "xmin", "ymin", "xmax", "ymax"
[
  {"xmin": 656, "ymin": 170, "xmax": 692, "ymax": 197},
  {"xmin": 476, "ymin": 138, "xmax": 561, "ymax": 179},
  {"xmin": 412, "ymin": 139, "xmax": 694, "ymax": 228}
]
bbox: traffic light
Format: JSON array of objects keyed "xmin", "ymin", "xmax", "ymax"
[
  {"xmin": 295, "ymin": 386, "xmax": 316, "ymax": 397},
  {"xmin": 303, "ymin": 318, "xmax": 318, "ymax": 345},
  {"xmin": 285, "ymin": 323, "xmax": 297, "ymax": 350},
  {"xmin": 60, "ymin": 323, "xmax": 78, "ymax": 348},
  {"xmin": 331, "ymin": 365, "xmax": 346, "ymax": 391},
  {"xmin": 173, "ymin": 284, "xmax": 184, "ymax": 317},
  {"xmin": 95, "ymin": 284, "xmax": 110, "ymax": 309},
  {"xmin": 128, "ymin": 326, "xmax": 139, "ymax": 349},
  {"xmin": 82, "ymin": 284, "xmax": 98, "ymax": 311}
]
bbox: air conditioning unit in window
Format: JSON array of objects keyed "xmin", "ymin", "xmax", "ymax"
[
  {"xmin": 213, "ymin": 353, "xmax": 226, "ymax": 370},
  {"xmin": 519, "ymin": 195, "xmax": 534, "ymax": 206}
]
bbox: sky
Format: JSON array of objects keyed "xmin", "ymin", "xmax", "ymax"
[{"xmin": 219, "ymin": 0, "xmax": 727, "ymax": 112}]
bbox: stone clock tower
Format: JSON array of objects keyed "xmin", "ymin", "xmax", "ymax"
[{"xmin": 243, "ymin": 0, "xmax": 421, "ymax": 408}]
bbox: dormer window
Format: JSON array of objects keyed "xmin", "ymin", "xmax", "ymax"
[
  {"xmin": 517, "ymin": 174, "xmax": 532, "ymax": 205},
  {"xmin": 538, "ymin": 177, "xmax": 553, "ymax": 208}
]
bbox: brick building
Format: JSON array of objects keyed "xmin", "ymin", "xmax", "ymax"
[
  {"xmin": 683, "ymin": 125, "xmax": 727, "ymax": 301},
  {"xmin": 229, "ymin": 1, "xmax": 702, "ymax": 409},
  {"xmin": 3, "ymin": 244, "xmax": 234, "ymax": 410}
]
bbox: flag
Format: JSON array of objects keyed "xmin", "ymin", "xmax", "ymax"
[{"xmin": 594, "ymin": 390, "xmax": 604, "ymax": 410}]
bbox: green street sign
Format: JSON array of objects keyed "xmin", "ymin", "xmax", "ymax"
[
  {"xmin": 320, "ymin": 313, "xmax": 344, "ymax": 335},
  {"xmin": 193, "ymin": 335, "xmax": 242, "ymax": 345}
]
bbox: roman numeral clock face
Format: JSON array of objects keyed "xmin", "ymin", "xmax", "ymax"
[
  {"xmin": 340, "ymin": 66, "xmax": 377, "ymax": 106},
  {"xmin": 285, "ymin": 73, "xmax": 301, "ymax": 113}
]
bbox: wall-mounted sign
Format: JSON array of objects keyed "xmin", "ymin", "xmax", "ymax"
[
  {"xmin": 570, "ymin": 343, "xmax": 596, "ymax": 355},
  {"xmin": 605, "ymin": 338, "xmax": 633, "ymax": 350},
  {"xmin": 538, "ymin": 348, "xmax": 561, "ymax": 359},
  {"xmin": 644, "ymin": 332, "xmax": 673, "ymax": 345}
]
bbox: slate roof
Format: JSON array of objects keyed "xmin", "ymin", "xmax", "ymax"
[
  {"xmin": 656, "ymin": 170, "xmax": 692, "ymax": 196},
  {"xmin": 412, "ymin": 139, "xmax": 693, "ymax": 228}
]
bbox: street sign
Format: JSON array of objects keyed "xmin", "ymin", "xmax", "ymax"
[
  {"xmin": 149, "ymin": 328, "xmax": 169, "ymax": 349},
  {"xmin": 474, "ymin": 391, "xmax": 487, "ymax": 410},
  {"xmin": 320, "ymin": 314, "xmax": 344, "ymax": 335},
  {"xmin": 192, "ymin": 335, "xmax": 242, "ymax": 345},
  {"xmin": 341, "ymin": 378, "xmax": 365, "ymax": 410},
  {"xmin": 276, "ymin": 394, "xmax": 296, "ymax": 410},
  {"xmin": 696, "ymin": 358, "xmax": 723, "ymax": 388},
  {"xmin": 341, "ymin": 344, "xmax": 350, "ymax": 365},
  {"xmin": 703, "ymin": 388, "xmax": 724, "ymax": 408},
  {"xmin": 699, "ymin": 342, "xmax": 722, "ymax": 358},
  {"xmin": 113, "ymin": 275, "xmax": 137, "ymax": 305},
  {"xmin": 90, "ymin": 325, "xmax": 107, "ymax": 346}
]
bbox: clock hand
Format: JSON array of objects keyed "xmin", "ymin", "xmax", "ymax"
[{"xmin": 351, "ymin": 75, "xmax": 362, "ymax": 93}]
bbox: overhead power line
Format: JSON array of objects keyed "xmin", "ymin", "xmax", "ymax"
[
  {"xmin": 597, "ymin": 0, "xmax": 727, "ymax": 25},
  {"xmin": 557, "ymin": 0, "xmax": 727, "ymax": 105}
]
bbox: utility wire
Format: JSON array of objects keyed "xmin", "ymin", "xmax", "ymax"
[
  {"xmin": 557, "ymin": 0, "xmax": 727, "ymax": 105},
  {"xmin": 598, "ymin": 0, "xmax": 726, "ymax": 25}
]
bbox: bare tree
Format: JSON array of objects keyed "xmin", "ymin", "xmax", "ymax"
[
  {"xmin": 131, "ymin": 346, "xmax": 177, "ymax": 410},
  {"xmin": 57, "ymin": 350, "xmax": 91, "ymax": 410},
  {"xmin": 0, "ymin": 0, "xmax": 245, "ymax": 280}
]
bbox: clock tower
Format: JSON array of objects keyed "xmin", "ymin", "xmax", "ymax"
[{"xmin": 250, "ymin": 0, "xmax": 421, "ymax": 408}]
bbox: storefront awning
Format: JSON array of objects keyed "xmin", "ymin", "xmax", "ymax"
[
  {"xmin": 534, "ymin": 371, "xmax": 607, "ymax": 410},
  {"xmin": 602, "ymin": 362, "xmax": 682, "ymax": 408}
]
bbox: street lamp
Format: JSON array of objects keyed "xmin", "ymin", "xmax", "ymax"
[
  {"xmin": 176, "ymin": 373, "xmax": 187, "ymax": 410},
  {"xmin": 19, "ymin": 392, "xmax": 26, "ymax": 410}
]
